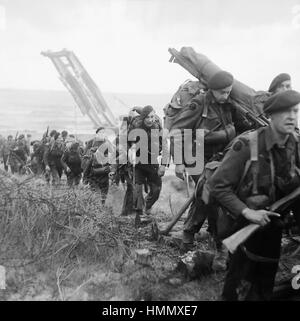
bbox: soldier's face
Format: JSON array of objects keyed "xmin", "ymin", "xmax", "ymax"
[
  {"xmin": 144, "ymin": 111, "xmax": 155, "ymax": 127},
  {"xmin": 275, "ymin": 80, "xmax": 292, "ymax": 93},
  {"xmin": 96, "ymin": 130, "xmax": 106, "ymax": 141},
  {"xmin": 211, "ymin": 85, "xmax": 233, "ymax": 104},
  {"xmin": 271, "ymin": 105, "xmax": 299, "ymax": 135}
]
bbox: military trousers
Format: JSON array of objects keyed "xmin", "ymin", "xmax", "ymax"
[
  {"xmin": 135, "ymin": 164, "xmax": 162, "ymax": 212},
  {"xmin": 3, "ymin": 154, "xmax": 9, "ymax": 171},
  {"xmin": 67, "ymin": 172, "xmax": 82, "ymax": 187},
  {"xmin": 182, "ymin": 174, "xmax": 221, "ymax": 248},
  {"xmin": 89, "ymin": 174, "xmax": 109, "ymax": 205}
]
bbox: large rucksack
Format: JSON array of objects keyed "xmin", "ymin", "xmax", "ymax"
[{"xmin": 163, "ymin": 80, "xmax": 206, "ymax": 130}]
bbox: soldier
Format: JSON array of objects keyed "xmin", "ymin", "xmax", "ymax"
[
  {"xmin": 170, "ymin": 70, "xmax": 253, "ymax": 270},
  {"xmin": 8, "ymin": 134, "xmax": 30, "ymax": 175},
  {"xmin": 5, "ymin": 135, "xmax": 14, "ymax": 173},
  {"xmin": 30, "ymin": 140, "xmax": 46, "ymax": 175},
  {"xmin": 83, "ymin": 128, "xmax": 112, "ymax": 204},
  {"xmin": 268, "ymin": 73, "xmax": 292, "ymax": 94},
  {"xmin": 61, "ymin": 141, "xmax": 83, "ymax": 187},
  {"xmin": 43, "ymin": 132, "xmax": 64, "ymax": 185},
  {"xmin": 208, "ymin": 90, "xmax": 300, "ymax": 300},
  {"xmin": 128, "ymin": 105, "xmax": 165, "ymax": 218},
  {"xmin": 61, "ymin": 130, "xmax": 68, "ymax": 143},
  {"xmin": 0, "ymin": 135, "xmax": 6, "ymax": 171},
  {"xmin": 110, "ymin": 115, "xmax": 136, "ymax": 216}
]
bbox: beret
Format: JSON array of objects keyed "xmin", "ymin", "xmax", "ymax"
[
  {"xmin": 208, "ymin": 71, "xmax": 234, "ymax": 90},
  {"xmin": 96, "ymin": 127, "xmax": 105, "ymax": 134},
  {"xmin": 140, "ymin": 105, "xmax": 154, "ymax": 119},
  {"xmin": 263, "ymin": 90, "xmax": 300, "ymax": 114},
  {"xmin": 268, "ymin": 73, "xmax": 291, "ymax": 93}
]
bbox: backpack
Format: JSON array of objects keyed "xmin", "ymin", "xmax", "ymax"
[{"xmin": 163, "ymin": 80, "xmax": 206, "ymax": 130}]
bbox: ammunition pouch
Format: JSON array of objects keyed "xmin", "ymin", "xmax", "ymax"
[{"xmin": 245, "ymin": 194, "xmax": 270, "ymax": 210}]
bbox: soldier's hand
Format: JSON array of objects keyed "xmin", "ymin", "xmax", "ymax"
[
  {"xmin": 66, "ymin": 166, "xmax": 71, "ymax": 174},
  {"xmin": 157, "ymin": 165, "xmax": 166, "ymax": 177},
  {"xmin": 45, "ymin": 165, "xmax": 50, "ymax": 172},
  {"xmin": 242, "ymin": 208, "xmax": 281, "ymax": 226},
  {"xmin": 175, "ymin": 164, "xmax": 185, "ymax": 181}
]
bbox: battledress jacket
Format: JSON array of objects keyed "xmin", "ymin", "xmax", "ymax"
[
  {"xmin": 168, "ymin": 90, "xmax": 242, "ymax": 164},
  {"xmin": 208, "ymin": 125, "xmax": 300, "ymax": 218}
]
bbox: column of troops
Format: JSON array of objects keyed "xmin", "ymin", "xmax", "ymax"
[{"xmin": 1, "ymin": 70, "xmax": 300, "ymax": 300}]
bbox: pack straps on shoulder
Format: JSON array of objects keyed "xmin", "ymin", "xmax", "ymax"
[{"xmin": 235, "ymin": 130, "xmax": 258, "ymax": 193}]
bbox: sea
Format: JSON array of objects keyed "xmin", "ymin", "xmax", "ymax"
[{"xmin": 0, "ymin": 88, "xmax": 171, "ymax": 142}]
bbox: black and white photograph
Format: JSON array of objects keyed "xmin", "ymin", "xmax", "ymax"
[{"xmin": 0, "ymin": 0, "xmax": 300, "ymax": 305}]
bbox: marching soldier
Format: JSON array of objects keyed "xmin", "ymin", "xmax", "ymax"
[
  {"xmin": 208, "ymin": 90, "xmax": 300, "ymax": 300},
  {"xmin": 110, "ymin": 115, "xmax": 136, "ymax": 216},
  {"xmin": 43, "ymin": 132, "xmax": 64, "ymax": 185},
  {"xmin": 61, "ymin": 141, "xmax": 83, "ymax": 187},
  {"xmin": 170, "ymin": 71, "xmax": 245, "ymax": 269},
  {"xmin": 83, "ymin": 128, "xmax": 112, "ymax": 204},
  {"xmin": 128, "ymin": 105, "xmax": 165, "ymax": 218}
]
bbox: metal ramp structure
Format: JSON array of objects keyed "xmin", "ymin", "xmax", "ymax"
[{"xmin": 41, "ymin": 49, "xmax": 117, "ymax": 129}]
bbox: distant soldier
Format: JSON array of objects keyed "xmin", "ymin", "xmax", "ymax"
[
  {"xmin": 26, "ymin": 134, "xmax": 32, "ymax": 152},
  {"xmin": 268, "ymin": 73, "xmax": 292, "ymax": 95},
  {"xmin": 0, "ymin": 135, "xmax": 5, "ymax": 170},
  {"xmin": 43, "ymin": 132, "xmax": 64, "ymax": 185},
  {"xmin": 110, "ymin": 115, "xmax": 137, "ymax": 216},
  {"xmin": 61, "ymin": 141, "xmax": 83, "ymax": 187},
  {"xmin": 61, "ymin": 130, "xmax": 68, "ymax": 143},
  {"xmin": 83, "ymin": 128, "xmax": 112, "ymax": 204},
  {"xmin": 30, "ymin": 140, "xmax": 46, "ymax": 175},
  {"xmin": 8, "ymin": 134, "xmax": 30, "ymax": 175},
  {"xmin": 4, "ymin": 135, "xmax": 14, "ymax": 173}
]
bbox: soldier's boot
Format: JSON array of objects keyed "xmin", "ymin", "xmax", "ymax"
[
  {"xmin": 212, "ymin": 245, "xmax": 228, "ymax": 272},
  {"xmin": 180, "ymin": 231, "xmax": 195, "ymax": 254}
]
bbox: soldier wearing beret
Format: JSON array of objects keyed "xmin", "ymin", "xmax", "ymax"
[
  {"xmin": 171, "ymin": 70, "xmax": 253, "ymax": 270},
  {"xmin": 268, "ymin": 73, "xmax": 292, "ymax": 94},
  {"xmin": 128, "ymin": 105, "xmax": 165, "ymax": 218},
  {"xmin": 208, "ymin": 90, "xmax": 300, "ymax": 300}
]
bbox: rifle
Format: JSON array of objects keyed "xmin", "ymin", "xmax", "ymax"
[
  {"xmin": 223, "ymin": 186, "xmax": 300, "ymax": 253},
  {"xmin": 233, "ymin": 100, "xmax": 269, "ymax": 128},
  {"xmin": 15, "ymin": 132, "xmax": 19, "ymax": 141},
  {"xmin": 45, "ymin": 126, "xmax": 49, "ymax": 138}
]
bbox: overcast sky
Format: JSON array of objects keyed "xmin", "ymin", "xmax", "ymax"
[{"xmin": 0, "ymin": 0, "xmax": 300, "ymax": 93}]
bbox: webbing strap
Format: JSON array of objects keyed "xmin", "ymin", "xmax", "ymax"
[
  {"xmin": 269, "ymin": 151, "xmax": 276, "ymax": 202},
  {"xmin": 249, "ymin": 131, "xmax": 259, "ymax": 195}
]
